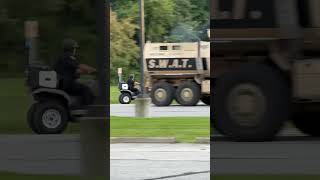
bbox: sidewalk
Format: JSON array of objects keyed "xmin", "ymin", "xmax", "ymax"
[
  {"xmin": 111, "ymin": 143, "xmax": 210, "ymax": 180},
  {"xmin": 111, "ymin": 103, "xmax": 210, "ymax": 117}
]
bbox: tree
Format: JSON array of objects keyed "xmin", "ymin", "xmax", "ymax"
[
  {"xmin": 110, "ymin": 9, "xmax": 139, "ymax": 84},
  {"xmin": 111, "ymin": 0, "xmax": 209, "ymax": 43}
]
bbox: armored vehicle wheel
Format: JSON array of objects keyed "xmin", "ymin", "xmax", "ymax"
[
  {"xmin": 201, "ymin": 96, "xmax": 210, "ymax": 105},
  {"xmin": 119, "ymin": 92, "xmax": 132, "ymax": 104},
  {"xmin": 214, "ymin": 64, "xmax": 289, "ymax": 141},
  {"xmin": 175, "ymin": 81, "xmax": 201, "ymax": 106},
  {"xmin": 29, "ymin": 101, "xmax": 69, "ymax": 134},
  {"xmin": 151, "ymin": 82, "xmax": 174, "ymax": 106},
  {"xmin": 293, "ymin": 111, "xmax": 320, "ymax": 137},
  {"xmin": 211, "ymin": 113, "xmax": 226, "ymax": 135}
]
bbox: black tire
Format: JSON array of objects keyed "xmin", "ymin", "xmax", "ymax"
[
  {"xmin": 175, "ymin": 81, "xmax": 201, "ymax": 106},
  {"xmin": 214, "ymin": 64, "xmax": 290, "ymax": 141},
  {"xmin": 293, "ymin": 111, "xmax": 320, "ymax": 137},
  {"xmin": 201, "ymin": 96, "xmax": 210, "ymax": 105},
  {"xmin": 211, "ymin": 111, "xmax": 226, "ymax": 135},
  {"xmin": 27, "ymin": 103, "xmax": 41, "ymax": 134},
  {"xmin": 119, "ymin": 92, "xmax": 132, "ymax": 104},
  {"xmin": 30, "ymin": 101, "xmax": 69, "ymax": 134},
  {"xmin": 151, "ymin": 82, "xmax": 175, "ymax": 106}
]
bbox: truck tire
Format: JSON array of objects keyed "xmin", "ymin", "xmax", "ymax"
[
  {"xmin": 175, "ymin": 81, "xmax": 201, "ymax": 106},
  {"xmin": 214, "ymin": 64, "xmax": 289, "ymax": 141},
  {"xmin": 29, "ymin": 101, "xmax": 69, "ymax": 134},
  {"xmin": 211, "ymin": 112, "xmax": 226, "ymax": 135},
  {"xmin": 293, "ymin": 112, "xmax": 320, "ymax": 137},
  {"xmin": 201, "ymin": 96, "xmax": 210, "ymax": 105},
  {"xmin": 151, "ymin": 82, "xmax": 175, "ymax": 106}
]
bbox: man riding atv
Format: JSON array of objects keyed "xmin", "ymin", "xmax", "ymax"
[
  {"xmin": 118, "ymin": 74, "xmax": 141, "ymax": 104},
  {"xmin": 54, "ymin": 38, "xmax": 97, "ymax": 107},
  {"xmin": 127, "ymin": 75, "xmax": 140, "ymax": 95}
]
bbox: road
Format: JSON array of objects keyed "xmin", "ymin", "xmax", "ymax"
[
  {"xmin": 111, "ymin": 103, "xmax": 210, "ymax": 117},
  {"xmin": 0, "ymin": 135, "xmax": 210, "ymax": 180},
  {"xmin": 0, "ymin": 135, "xmax": 81, "ymax": 175},
  {"xmin": 1, "ymin": 130, "xmax": 320, "ymax": 177},
  {"xmin": 212, "ymin": 129, "xmax": 320, "ymax": 175}
]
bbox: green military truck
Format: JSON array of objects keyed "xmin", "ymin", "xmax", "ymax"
[{"xmin": 212, "ymin": 0, "xmax": 320, "ymax": 141}]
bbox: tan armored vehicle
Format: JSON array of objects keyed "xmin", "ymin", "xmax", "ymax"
[
  {"xmin": 212, "ymin": 0, "xmax": 320, "ymax": 141},
  {"xmin": 143, "ymin": 41, "xmax": 210, "ymax": 106}
]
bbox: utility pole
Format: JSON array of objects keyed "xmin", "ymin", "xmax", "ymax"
[
  {"xmin": 135, "ymin": 0, "xmax": 151, "ymax": 118},
  {"xmin": 139, "ymin": 0, "xmax": 145, "ymax": 95}
]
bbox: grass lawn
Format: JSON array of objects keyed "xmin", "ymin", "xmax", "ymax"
[
  {"xmin": 110, "ymin": 116, "xmax": 209, "ymax": 143},
  {"xmin": 0, "ymin": 172, "xmax": 106, "ymax": 180},
  {"xmin": 212, "ymin": 175, "xmax": 320, "ymax": 180},
  {"xmin": 110, "ymin": 85, "xmax": 120, "ymax": 104}
]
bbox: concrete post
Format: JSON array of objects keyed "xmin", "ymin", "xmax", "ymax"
[
  {"xmin": 24, "ymin": 21, "xmax": 39, "ymax": 65},
  {"xmin": 135, "ymin": 97, "xmax": 151, "ymax": 118},
  {"xmin": 118, "ymin": 68, "xmax": 123, "ymax": 83}
]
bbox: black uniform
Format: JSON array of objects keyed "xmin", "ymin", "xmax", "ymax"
[
  {"xmin": 127, "ymin": 78, "xmax": 139, "ymax": 95},
  {"xmin": 54, "ymin": 52, "xmax": 94, "ymax": 105}
]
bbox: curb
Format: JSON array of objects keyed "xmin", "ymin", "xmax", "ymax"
[
  {"xmin": 195, "ymin": 137, "xmax": 210, "ymax": 144},
  {"xmin": 111, "ymin": 137, "xmax": 177, "ymax": 144}
]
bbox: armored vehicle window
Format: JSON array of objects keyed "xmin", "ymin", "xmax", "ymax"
[
  {"xmin": 172, "ymin": 45, "xmax": 181, "ymax": 50},
  {"xmin": 160, "ymin": 46, "xmax": 168, "ymax": 50}
]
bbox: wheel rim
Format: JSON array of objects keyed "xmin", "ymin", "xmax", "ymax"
[
  {"xmin": 180, "ymin": 88, "xmax": 194, "ymax": 102},
  {"xmin": 227, "ymin": 83, "xmax": 266, "ymax": 127},
  {"xmin": 154, "ymin": 88, "xmax": 167, "ymax": 102},
  {"xmin": 42, "ymin": 109, "xmax": 62, "ymax": 129},
  {"xmin": 123, "ymin": 95, "xmax": 130, "ymax": 103}
]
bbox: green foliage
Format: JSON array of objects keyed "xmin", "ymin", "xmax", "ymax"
[
  {"xmin": 144, "ymin": 0, "xmax": 176, "ymax": 42},
  {"xmin": 110, "ymin": 9, "xmax": 139, "ymax": 84},
  {"xmin": 111, "ymin": 0, "xmax": 209, "ymax": 42}
]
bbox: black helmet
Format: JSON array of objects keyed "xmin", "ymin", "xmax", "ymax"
[{"xmin": 62, "ymin": 38, "xmax": 79, "ymax": 51}]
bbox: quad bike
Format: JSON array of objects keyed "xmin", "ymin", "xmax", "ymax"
[
  {"xmin": 26, "ymin": 64, "xmax": 99, "ymax": 134},
  {"xmin": 118, "ymin": 81, "xmax": 141, "ymax": 104}
]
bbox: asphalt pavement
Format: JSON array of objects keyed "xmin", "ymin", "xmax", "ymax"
[
  {"xmin": 0, "ymin": 135, "xmax": 210, "ymax": 180},
  {"xmin": 1, "ymin": 129, "xmax": 320, "ymax": 178},
  {"xmin": 0, "ymin": 135, "xmax": 81, "ymax": 175},
  {"xmin": 110, "ymin": 103, "xmax": 210, "ymax": 117},
  {"xmin": 212, "ymin": 129, "xmax": 320, "ymax": 175}
]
